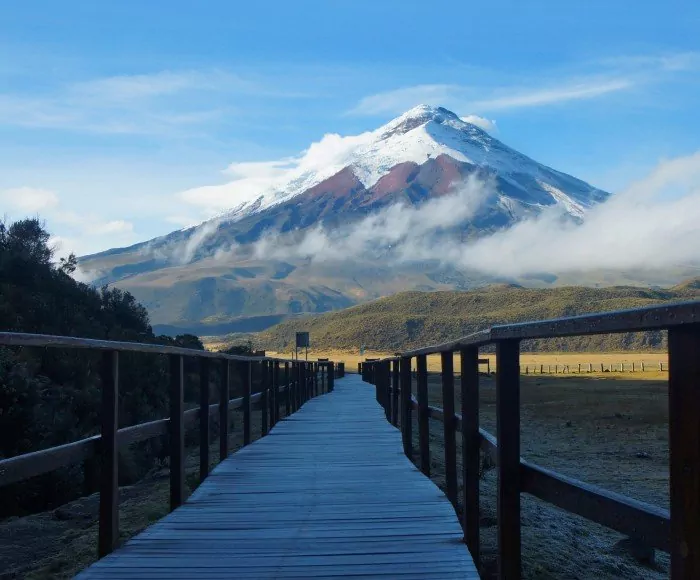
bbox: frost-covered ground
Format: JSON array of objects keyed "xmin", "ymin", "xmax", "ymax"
[{"xmin": 417, "ymin": 372, "xmax": 669, "ymax": 579}]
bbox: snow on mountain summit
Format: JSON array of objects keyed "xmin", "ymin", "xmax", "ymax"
[{"xmin": 216, "ymin": 104, "xmax": 607, "ymax": 223}]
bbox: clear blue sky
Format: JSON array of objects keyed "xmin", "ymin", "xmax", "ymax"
[{"xmin": 1, "ymin": 0, "xmax": 698, "ymax": 255}]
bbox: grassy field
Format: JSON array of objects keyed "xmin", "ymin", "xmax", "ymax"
[
  {"xmin": 257, "ymin": 348, "xmax": 669, "ymax": 379},
  {"xmin": 412, "ymin": 371, "xmax": 669, "ymax": 579}
]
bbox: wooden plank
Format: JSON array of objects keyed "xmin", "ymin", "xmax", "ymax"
[
  {"xmin": 169, "ymin": 354, "xmax": 185, "ymax": 511},
  {"xmin": 76, "ymin": 375, "xmax": 477, "ymax": 579},
  {"xmin": 441, "ymin": 351, "xmax": 457, "ymax": 507},
  {"xmin": 460, "ymin": 346, "xmax": 480, "ymax": 566},
  {"xmin": 219, "ymin": 360, "xmax": 230, "ymax": 462},
  {"xmin": 98, "ymin": 350, "xmax": 119, "ymax": 558},
  {"xmin": 668, "ymin": 323, "xmax": 700, "ymax": 578},
  {"xmin": 199, "ymin": 358, "xmax": 210, "ymax": 483},
  {"xmin": 495, "ymin": 339, "xmax": 521, "ymax": 580}
]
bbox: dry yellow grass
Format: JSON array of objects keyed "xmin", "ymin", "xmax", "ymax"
[{"xmin": 264, "ymin": 349, "xmax": 668, "ymax": 379}]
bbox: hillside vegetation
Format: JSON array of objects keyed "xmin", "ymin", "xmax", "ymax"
[{"xmin": 260, "ymin": 282, "xmax": 700, "ymax": 352}]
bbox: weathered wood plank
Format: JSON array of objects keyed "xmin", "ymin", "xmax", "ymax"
[{"xmin": 76, "ymin": 375, "xmax": 477, "ymax": 579}]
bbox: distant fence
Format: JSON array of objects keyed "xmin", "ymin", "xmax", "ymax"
[
  {"xmin": 360, "ymin": 301, "xmax": 700, "ymax": 580},
  {"xmin": 0, "ymin": 332, "xmax": 344, "ymax": 559}
]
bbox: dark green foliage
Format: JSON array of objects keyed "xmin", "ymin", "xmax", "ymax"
[
  {"xmin": 261, "ymin": 282, "xmax": 700, "ymax": 352},
  {"xmin": 0, "ymin": 219, "xmax": 205, "ymax": 516}
]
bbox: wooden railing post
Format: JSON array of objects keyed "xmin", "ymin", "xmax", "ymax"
[
  {"xmin": 241, "ymin": 360, "xmax": 252, "ymax": 445},
  {"xmin": 668, "ymin": 323, "xmax": 700, "ymax": 579},
  {"xmin": 416, "ymin": 354, "xmax": 430, "ymax": 476},
  {"xmin": 392, "ymin": 359, "xmax": 400, "ymax": 427},
  {"xmin": 496, "ymin": 339, "xmax": 521, "ymax": 580},
  {"xmin": 461, "ymin": 346, "xmax": 480, "ymax": 567},
  {"xmin": 328, "ymin": 362, "xmax": 335, "ymax": 392},
  {"xmin": 169, "ymin": 354, "xmax": 185, "ymax": 512},
  {"xmin": 284, "ymin": 362, "xmax": 291, "ymax": 416},
  {"xmin": 295, "ymin": 362, "xmax": 302, "ymax": 409},
  {"xmin": 269, "ymin": 361, "xmax": 277, "ymax": 428},
  {"xmin": 98, "ymin": 350, "xmax": 119, "ymax": 558},
  {"xmin": 219, "ymin": 360, "xmax": 230, "ymax": 462},
  {"xmin": 199, "ymin": 358, "xmax": 210, "ymax": 483},
  {"xmin": 261, "ymin": 361, "xmax": 269, "ymax": 436},
  {"xmin": 441, "ymin": 351, "xmax": 458, "ymax": 507},
  {"xmin": 400, "ymin": 356, "xmax": 412, "ymax": 459}
]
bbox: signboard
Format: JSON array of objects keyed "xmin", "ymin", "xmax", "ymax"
[{"xmin": 295, "ymin": 331, "xmax": 310, "ymax": 348}]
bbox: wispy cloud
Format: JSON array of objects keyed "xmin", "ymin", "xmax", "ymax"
[
  {"xmin": 349, "ymin": 51, "xmax": 700, "ymax": 117},
  {"xmin": 0, "ymin": 69, "xmax": 290, "ymax": 135}
]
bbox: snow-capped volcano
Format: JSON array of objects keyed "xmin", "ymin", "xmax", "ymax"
[
  {"xmin": 220, "ymin": 104, "xmax": 608, "ymax": 223},
  {"xmin": 78, "ymin": 105, "xmax": 613, "ymax": 335}
]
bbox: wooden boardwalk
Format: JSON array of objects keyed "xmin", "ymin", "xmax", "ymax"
[{"xmin": 76, "ymin": 374, "xmax": 477, "ymax": 579}]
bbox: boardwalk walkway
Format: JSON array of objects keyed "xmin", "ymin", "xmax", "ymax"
[{"xmin": 76, "ymin": 374, "xmax": 477, "ymax": 579}]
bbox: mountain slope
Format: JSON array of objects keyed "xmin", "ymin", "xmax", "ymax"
[
  {"xmin": 259, "ymin": 281, "xmax": 700, "ymax": 352},
  {"xmin": 78, "ymin": 105, "xmax": 619, "ymax": 333}
]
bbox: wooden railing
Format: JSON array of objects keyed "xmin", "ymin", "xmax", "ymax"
[
  {"xmin": 0, "ymin": 332, "xmax": 343, "ymax": 558},
  {"xmin": 360, "ymin": 300, "xmax": 700, "ymax": 580}
]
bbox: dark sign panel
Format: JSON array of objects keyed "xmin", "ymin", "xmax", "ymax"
[{"xmin": 296, "ymin": 332, "xmax": 310, "ymax": 348}]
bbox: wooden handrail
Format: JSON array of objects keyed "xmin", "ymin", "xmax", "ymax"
[
  {"xmin": 0, "ymin": 334, "xmax": 344, "ymax": 561},
  {"xmin": 363, "ymin": 300, "xmax": 700, "ymax": 580}
]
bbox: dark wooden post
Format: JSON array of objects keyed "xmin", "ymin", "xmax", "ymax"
[
  {"xmin": 269, "ymin": 361, "xmax": 276, "ymax": 428},
  {"xmin": 199, "ymin": 358, "xmax": 210, "ymax": 483},
  {"xmin": 668, "ymin": 324, "xmax": 700, "ymax": 579},
  {"xmin": 328, "ymin": 362, "xmax": 335, "ymax": 392},
  {"xmin": 169, "ymin": 354, "xmax": 185, "ymax": 511},
  {"xmin": 391, "ymin": 359, "xmax": 400, "ymax": 426},
  {"xmin": 284, "ymin": 362, "xmax": 291, "ymax": 416},
  {"xmin": 274, "ymin": 361, "xmax": 281, "ymax": 423},
  {"xmin": 313, "ymin": 362, "xmax": 318, "ymax": 396},
  {"xmin": 219, "ymin": 359, "xmax": 230, "ymax": 462},
  {"xmin": 461, "ymin": 346, "xmax": 480, "ymax": 566},
  {"xmin": 441, "ymin": 351, "xmax": 458, "ymax": 506},
  {"xmin": 295, "ymin": 362, "xmax": 302, "ymax": 409},
  {"xmin": 416, "ymin": 354, "xmax": 430, "ymax": 476},
  {"xmin": 98, "ymin": 350, "xmax": 119, "ymax": 557},
  {"xmin": 496, "ymin": 339, "xmax": 521, "ymax": 580},
  {"xmin": 400, "ymin": 356, "xmax": 412, "ymax": 459},
  {"xmin": 241, "ymin": 360, "xmax": 252, "ymax": 446},
  {"xmin": 261, "ymin": 361, "xmax": 269, "ymax": 436}
]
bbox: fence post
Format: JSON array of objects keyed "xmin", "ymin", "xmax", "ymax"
[
  {"xmin": 98, "ymin": 350, "xmax": 119, "ymax": 558},
  {"xmin": 296, "ymin": 362, "xmax": 302, "ymax": 408},
  {"xmin": 219, "ymin": 359, "xmax": 230, "ymax": 462},
  {"xmin": 274, "ymin": 361, "xmax": 281, "ymax": 424},
  {"xmin": 461, "ymin": 346, "xmax": 480, "ymax": 567},
  {"xmin": 169, "ymin": 354, "xmax": 185, "ymax": 511},
  {"xmin": 496, "ymin": 339, "xmax": 521, "ymax": 580},
  {"xmin": 668, "ymin": 324, "xmax": 700, "ymax": 579},
  {"xmin": 328, "ymin": 362, "xmax": 335, "ymax": 392},
  {"xmin": 416, "ymin": 354, "xmax": 430, "ymax": 476},
  {"xmin": 392, "ymin": 359, "xmax": 400, "ymax": 427},
  {"xmin": 441, "ymin": 351, "xmax": 458, "ymax": 507},
  {"xmin": 284, "ymin": 362, "xmax": 291, "ymax": 416},
  {"xmin": 241, "ymin": 361, "xmax": 251, "ymax": 445},
  {"xmin": 261, "ymin": 361, "xmax": 269, "ymax": 436},
  {"xmin": 199, "ymin": 358, "xmax": 210, "ymax": 483},
  {"xmin": 400, "ymin": 356, "xmax": 412, "ymax": 459}
]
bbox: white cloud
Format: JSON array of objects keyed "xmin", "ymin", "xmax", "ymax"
[
  {"xmin": 247, "ymin": 151, "xmax": 700, "ymax": 278},
  {"xmin": 468, "ymin": 78, "xmax": 632, "ymax": 111},
  {"xmin": 461, "ymin": 115, "xmax": 497, "ymax": 133},
  {"xmin": 348, "ymin": 84, "xmax": 457, "ymax": 116},
  {"xmin": 0, "ymin": 187, "xmax": 59, "ymax": 212},
  {"xmin": 178, "ymin": 130, "xmax": 374, "ymax": 213}
]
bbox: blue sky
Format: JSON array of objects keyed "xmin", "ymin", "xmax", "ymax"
[{"xmin": 1, "ymin": 0, "xmax": 699, "ymax": 256}]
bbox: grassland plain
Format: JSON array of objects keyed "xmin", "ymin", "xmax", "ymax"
[{"xmin": 253, "ymin": 280, "xmax": 700, "ymax": 354}]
